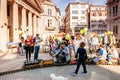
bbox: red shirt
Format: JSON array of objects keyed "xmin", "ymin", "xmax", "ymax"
[{"xmin": 25, "ymin": 39, "xmax": 32, "ymax": 45}]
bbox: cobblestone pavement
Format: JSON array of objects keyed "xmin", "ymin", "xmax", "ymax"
[{"xmin": 0, "ymin": 65, "xmax": 120, "ymax": 80}]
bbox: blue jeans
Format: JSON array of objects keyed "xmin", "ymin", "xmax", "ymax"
[{"xmin": 34, "ymin": 46, "xmax": 40, "ymax": 60}]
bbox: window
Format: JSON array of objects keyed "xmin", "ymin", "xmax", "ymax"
[
  {"xmin": 81, "ymin": 4, "xmax": 85, "ymax": 8},
  {"xmin": 116, "ymin": 5, "xmax": 118, "ymax": 14},
  {"xmin": 72, "ymin": 5, "xmax": 78, "ymax": 8},
  {"xmin": 48, "ymin": 20, "xmax": 52, "ymax": 27},
  {"xmin": 72, "ymin": 10, "xmax": 78, "ymax": 14},
  {"xmin": 92, "ymin": 24, "xmax": 96, "ymax": 28},
  {"xmin": 7, "ymin": 4, "xmax": 10, "ymax": 17},
  {"xmin": 80, "ymin": 22, "xmax": 85, "ymax": 25},
  {"xmin": 105, "ymin": 13, "xmax": 107, "ymax": 16},
  {"xmin": 72, "ymin": 16, "xmax": 78, "ymax": 19},
  {"xmin": 81, "ymin": 10, "xmax": 85, "ymax": 14},
  {"xmin": 113, "ymin": 25, "xmax": 118, "ymax": 34},
  {"xmin": 81, "ymin": 16, "xmax": 85, "ymax": 20},
  {"xmin": 93, "ymin": 13, "xmax": 96, "ymax": 16},
  {"xmin": 99, "ymin": 8, "xmax": 101, "ymax": 10},
  {"xmin": 99, "ymin": 12, "xmax": 102, "ymax": 16},
  {"xmin": 112, "ymin": 5, "xmax": 118, "ymax": 16},
  {"xmin": 113, "ymin": 6, "xmax": 115, "ymax": 15},
  {"xmin": 48, "ymin": 9, "xmax": 52, "ymax": 16},
  {"xmin": 72, "ymin": 22, "xmax": 78, "ymax": 25}
]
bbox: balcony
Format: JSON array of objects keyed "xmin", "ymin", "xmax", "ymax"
[{"xmin": 45, "ymin": 26, "xmax": 56, "ymax": 31}]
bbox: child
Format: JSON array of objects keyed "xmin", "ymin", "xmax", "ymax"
[
  {"xmin": 71, "ymin": 42, "xmax": 87, "ymax": 76},
  {"xmin": 18, "ymin": 37, "xmax": 24, "ymax": 55}
]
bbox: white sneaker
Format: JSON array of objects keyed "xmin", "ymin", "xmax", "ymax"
[{"xmin": 71, "ymin": 72, "xmax": 77, "ymax": 76}]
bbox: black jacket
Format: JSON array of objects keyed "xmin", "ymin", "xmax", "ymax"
[{"xmin": 75, "ymin": 48, "xmax": 87, "ymax": 61}]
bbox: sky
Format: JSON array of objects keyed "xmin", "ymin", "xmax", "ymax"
[{"xmin": 51, "ymin": 0, "xmax": 107, "ymax": 16}]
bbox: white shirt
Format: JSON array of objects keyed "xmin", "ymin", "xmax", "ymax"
[
  {"xmin": 34, "ymin": 37, "xmax": 41, "ymax": 46},
  {"xmin": 91, "ymin": 37, "xmax": 99, "ymax": 45}
]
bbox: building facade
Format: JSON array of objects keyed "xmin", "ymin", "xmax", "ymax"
[
  {"xmin": 106, "ymin": 0, "xmax": 120, "ymax": 39},
  {"xmin": 0, "ymin": 0, "xmax": 43, "ymax": 51},
  {"xmin": 39, "ymin": 0, "xmax": 60, "ymax": 40},
  {"xmin": 59, "ymin": 16, "xmax": 65, "ymax": 32},
  {"xmin": 90, "ymin": 5, "xmax": 107, "ymax": 34},
  {"xmin": 65, "ymin": 1, "xmax": 89, "ymax": 35}
]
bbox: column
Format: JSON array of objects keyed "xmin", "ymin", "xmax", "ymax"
[
  {"xmin": 37, "ymin": 17, "xmax": 41, "ymax": 34},
  {"xmin": 0, "ymin": 0, "xmax": 1, "ymax": 26},
  {"xmin": 33, "ymin": 15, "xmax": 36, "ymax": 36},
  {"xmin": 28, "ymin": 11, "xmax": 32, "ymax": 36},
  {"xmin": 21, "ymin": 7, "xmax": 27, "ymax": 38},
  {"xmin": 0, "ymin": 0, "xmax": 8, "ymax": 52},
  {"xmin": 13, "ymin": 2, "xmax": 19, "ymax": 42}
]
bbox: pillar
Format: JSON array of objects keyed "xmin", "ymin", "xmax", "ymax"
[
  {"xmin": 37, "ymin": 17, "xmax": 41, "ymax": 34},
  {"xmin": 33, "ymin": 15, "xmax": 37, "ymax": 36},
  {"xmin": 0, "ymin": 0, "xmax": 9, "ymax": 52},
  {"xmin": 13, "ymin": 2, "xmax": 19, "ymax": 42},
  {"xmin": 28, "ymin": 11, "xmax": 32, "ymax": 36},
  {"xmin": 21, "ymin": 7, "xmax": 27, "ymax": 38}
]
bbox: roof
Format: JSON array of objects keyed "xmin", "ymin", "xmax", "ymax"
[{"xmin": 22, "ymin": 0, "xmax": 43, "ymax": 13}]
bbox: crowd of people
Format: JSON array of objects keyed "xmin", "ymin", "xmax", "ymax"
[
  {"xmin": 47, "ymin": 31, "xmax": 120, "ymax": 65},
  {"xmin": 17, "ymin": 31, "xmax": 120, "ymax": 65}
]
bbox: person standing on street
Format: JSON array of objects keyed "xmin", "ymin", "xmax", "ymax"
[
  {"xmin": 24, "ymin": 35, "xmax": 32, "ymax": 62},
  {"xmin": 18, "ymin": 37, "xmax": 24, "ymax": 55},
  {"xmin": 34, "ymin": 34, "xmax": 42, "ymax": 62},
  {"xmin": 71, "ymin": 42, "xmax": 87, "ymax": 76}
]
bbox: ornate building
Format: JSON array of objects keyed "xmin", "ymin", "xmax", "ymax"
[
  {"xmin": 0, "ymin": 0, "xmax": 43, "ymax": 51},
  {"xmin": 106, "ymin": 0, "xmax": 120, "ymax": 39},
  {"xmin": 39, "ymin": 0, "xmax": 61, "ymax": 40}
]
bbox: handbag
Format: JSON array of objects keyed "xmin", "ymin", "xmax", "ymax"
[{"xmin": 23, "ymin": 44, "xmax": 30, "ymax": 49}]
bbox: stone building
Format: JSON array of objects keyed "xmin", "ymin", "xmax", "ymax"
[
  {"xmin": 90, "ymin": 5, "xmax": 107, "ymax": 34},
  {"xmin": 65, "ymin": 1, "xmax": 89, "ymax": 35},
  {"xmin": 0, "ymin": 0, "xmax": 43, "ymax": 51},
  {"xmin": 106, "ymin": 0, "xmax": 120, "ymax": 39},
  {"xmin": 39, "ymin": 0, "xmax": 61, "ymax": 40}
]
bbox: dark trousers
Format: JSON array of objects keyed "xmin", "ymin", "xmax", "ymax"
[
  {"xmin": 31, "ymin": 46, "xmax": 34, "ymax": 53},
  {"xmin": 75, "ymin": 59, "xmax": 87, "ymax": 74},
  {"xmin": 34, "ymin": 46, "xmax": 40, "ymax": 60},
  {"xmin": 25, "ymin": 46, "xmax": 31, "ymax": 61}
]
